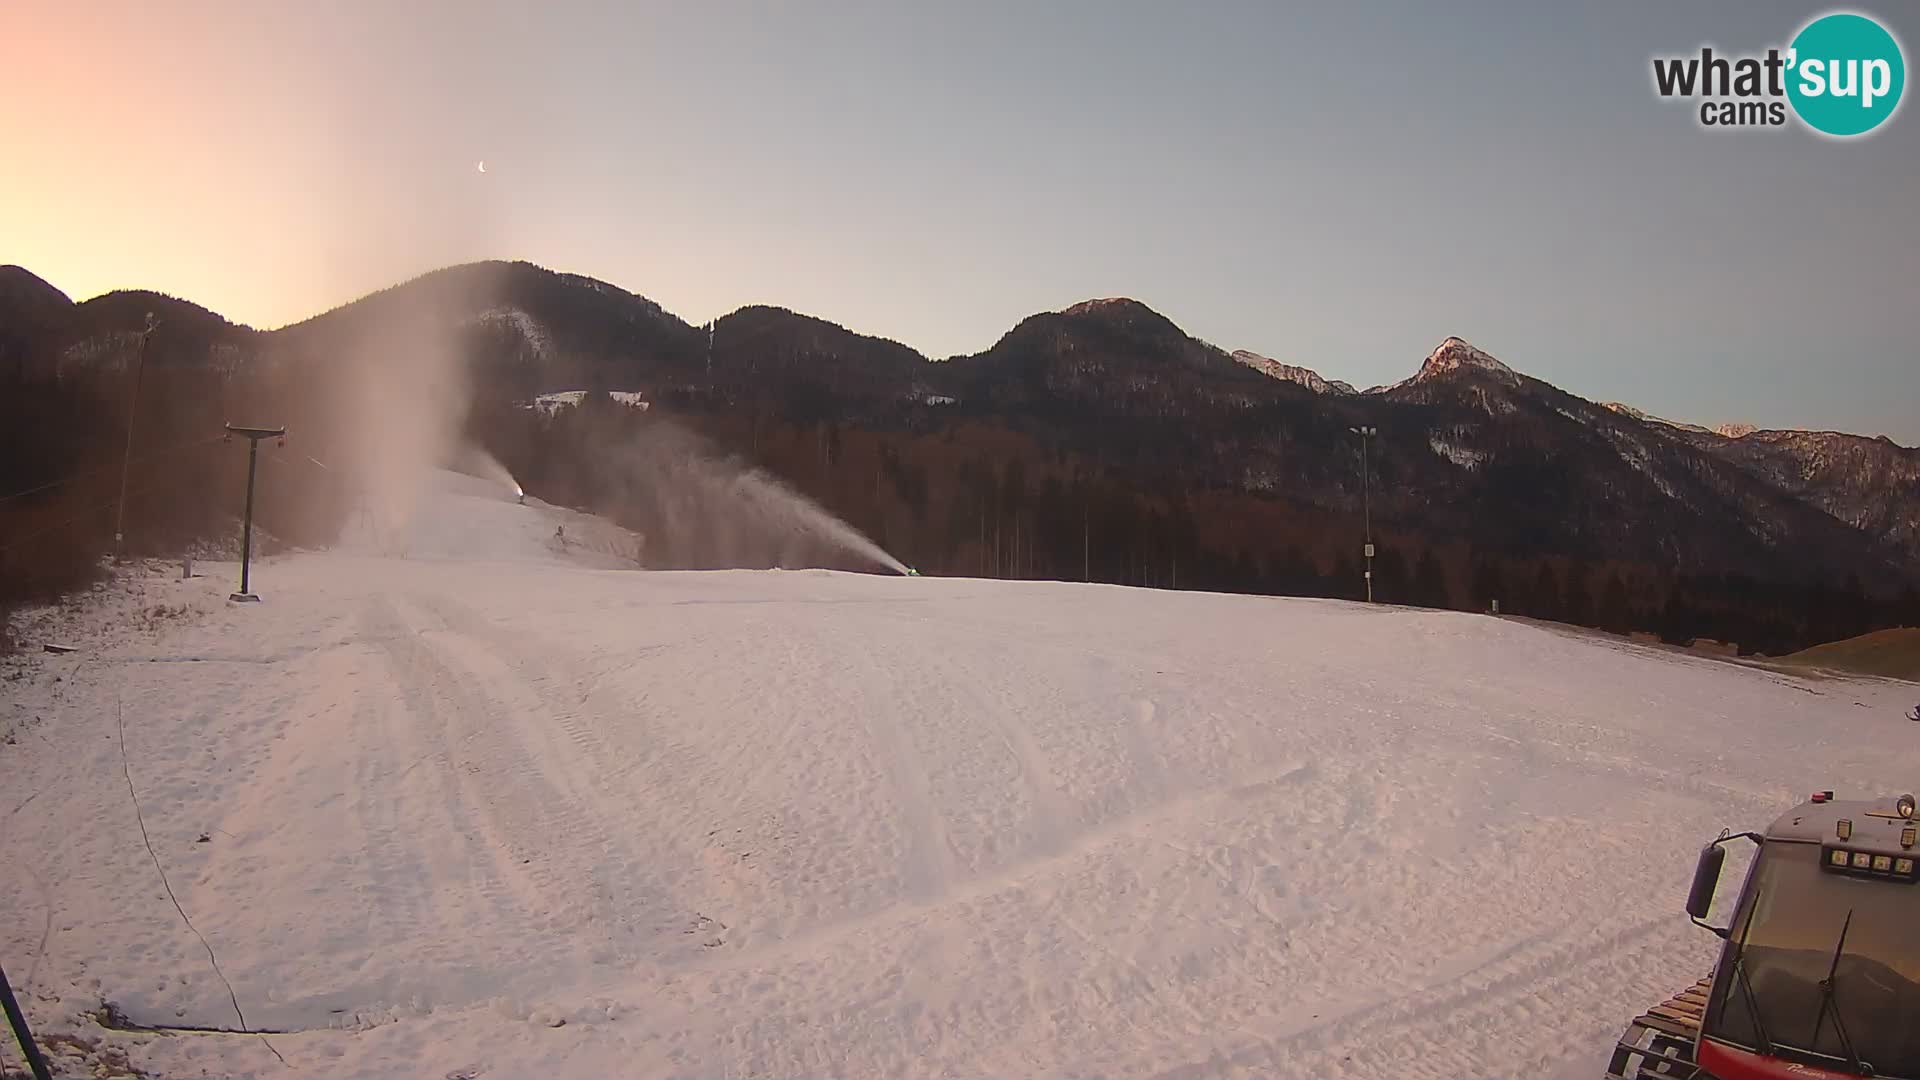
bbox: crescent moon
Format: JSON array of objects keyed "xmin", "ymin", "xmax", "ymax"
[{"xmin": 477, "ymin": 161, "xmax": 487, "ymax": 174}]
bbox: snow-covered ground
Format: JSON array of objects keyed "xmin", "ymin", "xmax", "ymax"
[{"xmin": 4, "ymin": 477, "xmax": 1917, "ymax": 1080}]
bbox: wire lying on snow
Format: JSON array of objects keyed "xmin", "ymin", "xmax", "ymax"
[{"xmin": 116, "ymin": 694, "xmax": 286, "ymax": 1067}]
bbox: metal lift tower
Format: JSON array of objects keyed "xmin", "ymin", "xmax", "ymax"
[{"xmin": 225, "ymin": 424, "xmax": 286, "ymax": 602}]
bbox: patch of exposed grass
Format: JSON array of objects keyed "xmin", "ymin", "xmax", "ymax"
[{"xmin": 1780, "ymin": 627, "xmax": 1920, "ymax": 681}]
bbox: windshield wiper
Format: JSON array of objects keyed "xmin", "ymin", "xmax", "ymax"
[
  {"xmin": 1724, "ymin": 891, "xmax": 1780, "ymax": 1058},
  {"xmin": 1809, "ymin": 908, "xmax": 1869, "ymax": 1076}
]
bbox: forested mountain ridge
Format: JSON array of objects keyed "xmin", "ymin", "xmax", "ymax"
[{"xmin": 4, "ymin": 260, "xmax": 1914, "ymax": 653}]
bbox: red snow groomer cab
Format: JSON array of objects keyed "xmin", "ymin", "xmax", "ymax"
[{"xmin": 1609, "ymin": 792, "xmax": 1920, "ymax": 1080}]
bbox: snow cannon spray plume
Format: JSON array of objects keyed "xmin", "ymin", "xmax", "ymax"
[
  {"xmin": 452, "ymin": 442, "xmax": 524, "ymax": 502},
  {"xmin": 328, "ymin": 303, "xmax": 475, "ymax": 549},
  {"xmin": 588, "ymin": 420, "xmax": 908, "ymax": 574},
  {"xmin": 712, "ymin": 466, "xmax": 908, "ymax": 574}
]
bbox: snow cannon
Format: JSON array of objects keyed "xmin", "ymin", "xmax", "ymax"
[
  {"xmin": 904, "ymin": 567, "xmax": 920, "ymax": 577},
  {"xmin": 1608, "ymin": 790, "xmax": 1920, "ymax": 1080}
]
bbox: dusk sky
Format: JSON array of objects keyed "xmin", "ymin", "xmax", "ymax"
[{"xmin": 5, "ymin": 1, "xmax": 1915, "ymax": 442}]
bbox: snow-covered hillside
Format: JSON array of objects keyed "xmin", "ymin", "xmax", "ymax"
[
  {"xmin": 336, "ymin": 468, "xmax": 644, "ymax": 566},
  {"xmin": 3, "ymin": 479, "xmax": 1917, "ymax": 1080},
  {"xmin": 522, "ymin": 389, "xmax": 651, "ymax": 416}
]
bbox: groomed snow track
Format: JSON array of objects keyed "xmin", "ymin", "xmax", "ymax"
[{"xmin": 4, "ymin": 473, "xmax": 1919, "ymax": 1079}]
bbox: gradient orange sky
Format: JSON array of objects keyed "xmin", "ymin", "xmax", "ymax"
[
  {"xmin": 4, "ymin": 2, "xmax": 1916, "ymax": 442},
  {"xmin": 4, "ymin": 5, "xmax": 552, "ymax": 327}
]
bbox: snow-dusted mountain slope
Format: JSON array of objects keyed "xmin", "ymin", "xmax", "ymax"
[{"xmin": 1230, "ymin": 349, "xmax": 1357, "ymax": 395}]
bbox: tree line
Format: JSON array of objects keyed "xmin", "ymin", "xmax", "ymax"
[{"xmin": 471, "ymin": 391, "xmax": 1920, "ymax": 656}]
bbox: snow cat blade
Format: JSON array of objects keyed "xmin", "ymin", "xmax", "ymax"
[{"xmin": 1606, "ymin": 977, "xmax": 1710, "ymax": 1079}]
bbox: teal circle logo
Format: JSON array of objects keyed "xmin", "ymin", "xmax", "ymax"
[{"xmin": 1787, "ymin": 12, "xmax": 1905, "ymax": 136}]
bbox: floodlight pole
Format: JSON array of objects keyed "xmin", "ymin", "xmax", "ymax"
[
  {"xmin": 113, "ymin": 314, "xmax": 159, "ymax": 559},
  {"xmin": 1350, "ymin": 425, "xmax": 1377, "ymax": 603},
  {"xmin": 0, "ymin": 960, "xmax": 52, "ymax": 1080},
  {"xmin": 226, "ymin": 424, "xmax": 286, "ymax": 602}
]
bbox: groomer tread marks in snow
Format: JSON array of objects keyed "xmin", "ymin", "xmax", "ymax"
[{"xmin": 10, "ymin": 469, "xmax": 1919, "ymax": 1078}]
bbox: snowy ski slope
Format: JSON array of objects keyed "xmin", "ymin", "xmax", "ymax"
[{"xmin": 3, "ymin": 475, "xmax": 1917, "ymax": 1079}]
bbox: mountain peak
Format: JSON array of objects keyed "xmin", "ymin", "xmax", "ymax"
[
  {"xmin": 1417, "ymin": 336, "xmax": 1514, "ymax": 380},
  {"xmin": 1060, "ymin": 297, "xmax": 1157, "ymax": 318},
  {"xmin": 1037, "ymin": 297, "xmax": 1189, "ymax": 346},
  {"xmin": 0, "ymin": 264, "xmax": 74, "ymax": 311}
]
